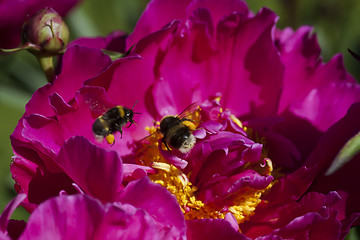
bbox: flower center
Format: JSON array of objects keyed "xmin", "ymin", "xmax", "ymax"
[{"xmin": 135, "ymin": 104, "xmax": 275, "ymax": 226}]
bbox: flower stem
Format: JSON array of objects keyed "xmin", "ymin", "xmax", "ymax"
[
  {"xmin": 0, "ymin": 42, "xmax": 41, "ymax": 53},
  {"xmin": 37, "ymin": 55, "xmax": 55, "ymax": 83}
]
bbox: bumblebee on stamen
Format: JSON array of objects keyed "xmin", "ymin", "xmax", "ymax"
[{"xmin": 159, "ymin": 103, "xmax": 199, "ymax": 154}]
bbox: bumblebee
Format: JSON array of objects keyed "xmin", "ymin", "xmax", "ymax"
[
  {"xmin": 159, "ymin": 113, "xmax": 197, "ymax": 154},
  {"xmin": 92, "ymin": 105, "xmax": 136, "ymax": 145}
]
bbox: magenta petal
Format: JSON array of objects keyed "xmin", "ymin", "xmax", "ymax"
[
  {"xmin": 276, "ymin": 26, "xmax": 321, "ymax": 113},
  {"xmin": 216, "ymin": 8, "xmax": 283, "ymax": 119},
  {"xmin": 186, "ymin": 219, "xmax": 250, "ymax": 240},
  {"xmin": 340, "ymin": 213, "xmax": 360, "ymax": 239},
  {"xmin": 122, "ymin": 164, "xmax": 155, "ymax": 181},
  {"xmin": 305, "ymin": 103, "xmax": 360, "ymax": 220},
  {"xmin": 242, "ymin": 191, "xmax": 342, "ymax": 238},
  {"xmin": 118, "ymin": 177, "xmax": 186, "ymax": 237},
  {"xmin": 58, "ymin": 46, "xmax": 112, "ymax": 95},
  {"xmin": 270, "ymin": 192, "xmax": 342, "ymax": 239},
  {"xmin": 27, "ymin": 169, "xmax": 77, "ymax": 205},
  {"xmin": 24, "ymin": 46, "xmax": 112, "ymax": 117},
  {"xmin": 22, "ymin": 114, "xmax": 63, "ymax": 156},
  {"xmin": 193, "ymin": 128, "xmax": 206, "ymax": 139},
  {"xmin": 225, "ymin": 213, "xmax": 240, "ymax": 232},
  {"xmin": 186, "ymin": 0, "xmax": 249, "ymax": 28},
  {"xmin": 278, "ymin": 26, "xmax": 359, "ymax": 131},
  {"xmin": 200, "ymin": 121, "xmax": 224, "ymax": 134},
  {"xmin": 9, "ymin": 157, "xmax": 38, "ymax": 212},
  {"xmin": 159, "ymin": 142, "xmax": 189, "ymax": 169},
  {"xmin": 56, "ymin": 136, "xmax": 123, "ymax": 203},
  {"xmin": 0, "ymin": 231, "xmax": 10, "ymax": 240},
  {"xmin": 152, "ymin": 79, "xmax": 195, "ymax": 117},
  {"xmin": 277, "ymin": 25, "xmax": 360, "ymax": 131},
  {"xmin": 20, "ymin": 194, "xmax": 184, "ymax": 239},
  {"xmin": 98, "ymin": 203, "xmax": 178, "ymax": 239},
  {"xmin": 198, "ymin": 169, "xmax": 273, "ymax": 203},
  {"xmin": 263, "ymin": 166, "xmax": 315, "ymax": 206},
  {"xmin": 289, "ymin": 80, "xmax": 360, "ymax": 132},
  {"xmin": 19, "ymin": 194, "xmax": 105, "ymax": 240},
  {"xmin": 6, "ymin": 220, "xmax": 26, "ymax": 240},
  {"xmin": 204, "ymin": 131, "xmax": 261, "ymax": 154},
  {"xmin": 49, "ymin": 93, "xmax": 73, "ymax": 116},
  {"xmin": 85, "ymin": 56, "xmax": 156, "ymax": 137},
  {"xmin": 128, "ymin": 0, "xmax": 249, "ymax": 48},
  {"xmin": 69, "ymin": 30, "xmax": 127, "ymax": 53},
  {"xmin": 127, "ymin": 0, "xmax": 190, "ymax": 47},
  {"xmin": 0, "ymin": 194, "xmax": 26, "ymax": 232},
  {"xmin": 272, "ymin": 211, "xmax": 340, "ymax": 239}
]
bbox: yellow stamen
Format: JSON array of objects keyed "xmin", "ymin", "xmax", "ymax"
[
  {"xmin": 151, "ymin": 162, "xmax": 172, "ymax": 172},
  {"xmin": 135, "ymin": 104, "xmax": 276, "ymax": 228},
  {"xmin": 230, "ymin": 114, "xmax": 243, "ymax": 128},
  {"xmin": 214, "ymin": 96, "xmax": 222, "ymax": 103}
]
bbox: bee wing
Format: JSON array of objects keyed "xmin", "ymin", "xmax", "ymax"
[
  {"xmin": 79, "ymin": 86, "xmax": 116, "ymax": 118},
  {"xmin": 177, "ymin": 102, "xmax": 199, "ymax": 119}
]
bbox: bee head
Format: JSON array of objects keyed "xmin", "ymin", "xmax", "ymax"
[{"xmin": 125, "ymin": 100, "xmax": 140, "ymax": 128}]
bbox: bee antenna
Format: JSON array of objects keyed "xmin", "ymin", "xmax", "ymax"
[
  {"xmin": 133, "ymin": 112, "xmax": 142, "ymax": 115},
  {"xmin": 132, "ymin": 100, "xmax": 139, "ymax": 110},
  {"xmin": 128, "ymin": 120, "xmax": 137, "ymax": 128}
]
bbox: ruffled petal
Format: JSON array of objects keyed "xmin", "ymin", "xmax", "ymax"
[
  {"xmin": 198, "ymin": 169, "xmax": 273, "ymax": 203},
  {"xmin": 128, "ymin": 0, "xmax": 249, "ymax": 47},
  {"xmin": 19, "ymin": 194, "xmax": 104, "ymax": 239},
  {"xmin": 277, "ymin": 26, "xmax": 360, "ymax": 131},
  {"xmin": 216, "ymin": 8, "xmax": 283, "ymax": 119},
  {"xmin": 23, "ymin": 45, "xmax": 112, "ymax": 117},
  {"xmin": 69, "ymin": 30, "xmax": 127, "ymax": 53},
  {"xmin": 305, "ymin": 103, "xmax": 360, "ymax": 221},
  {"xmin": 56, "ymin": 136, "xmax": 124, "ymax": 203},
  {"xmin": 19, "ymin": 193, "xmax": 185, "ymax": 239},
  {"xmin": 289, "ymin": 79, "xmax": 360, "ymax": 132},
  {"xmin": 242, "ymin": 192, "xmax": 342, "ymax": 239},
  {"xmin": 118, "ymin": 177, "xmax": 187, "ymax": 237},
  {"xmin": 0, "ymin": 194, "xmax": 26, "ymax": 233},
  {"xmin": 186, "ymin": 218, "xmax": 250, "ymax": 240}
]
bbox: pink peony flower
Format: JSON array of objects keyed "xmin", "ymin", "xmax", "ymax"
[
  {"xmin": 9, "ymin": 0, "xmax": 360, "ymax": 239},
  {"xmin": 0, "ymin": 0, "xmax": 81, "ymax": 49}
]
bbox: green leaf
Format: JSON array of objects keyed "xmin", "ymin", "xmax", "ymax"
[
  {"xmin": 325, "ymin": 131, "xmax": 360, "ymax": 175},
  {"xmin": 101, "ymin": 49, "xmax": 123, "ymax": 61}
]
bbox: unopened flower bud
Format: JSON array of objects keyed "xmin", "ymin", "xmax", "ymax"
[{"xmin": 22, "ymin": 7, "xmax": 69, "ymax": 55}]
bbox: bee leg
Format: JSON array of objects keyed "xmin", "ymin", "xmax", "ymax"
[
  {"xmin": 119, "ymin": 128, "xmax": 123, "ymax": 139},
  {"xmin": 180, "ymin": 118, "xmax": 193, "ymax": 122},
  {"xmin": 162, "ymin": 139, "xmax": 172, "ymax": 153},
  {"xmin": 181, "ymin": 118, "xmax": 202, "ymax": 124}
]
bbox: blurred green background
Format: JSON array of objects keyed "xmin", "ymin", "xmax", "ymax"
[{"xmin": 0, "ymin": 0, "xmax": 359, "ymax": 238}]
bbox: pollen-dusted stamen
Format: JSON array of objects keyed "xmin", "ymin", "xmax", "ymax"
[
  {"xmin": 230, "ymin": 114, "xmax": 243, "ymax": 128},
  {"xmin": 151, "ymin": 162, "xmax": 189, "ymax": 188},
  {"xmin": 135, "ymin": 103, "xmax": 276, "ymax": 227},
  {"xmin": 151, "ymin": 162, "xmax": 172, "ymax": 172},
  {"xmin": 149, "ymin": 160, "xmax": 274, "ymax": 224}
]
